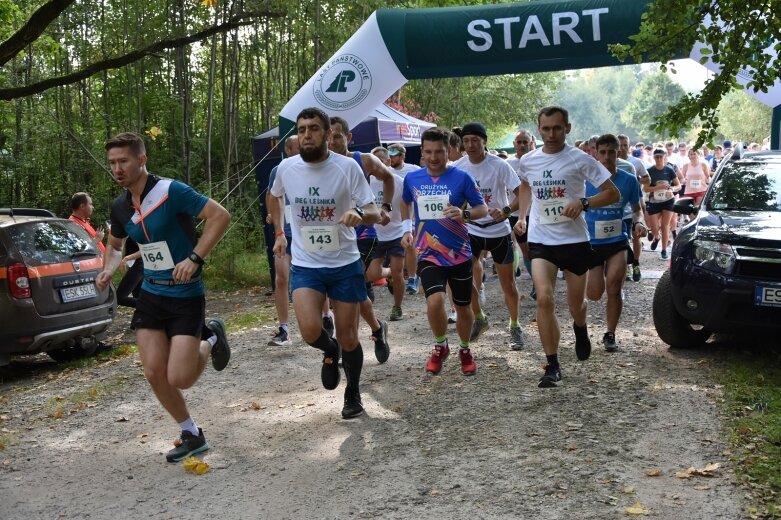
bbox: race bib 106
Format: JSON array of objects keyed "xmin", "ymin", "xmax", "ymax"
[
  {"xmin": 302, "ymin": 226, "xmax": 340, "ymax": 252},
  {"xmin": 538, "ymin": 198, "xmax": 571, "ymax": 225},
  {"xmin": 139, "ymin": 241, "xmax": 175, "ymax": 271},
  {"xmin": 417, "ymin": 195, "xmax": 450, "ymax": 220}
]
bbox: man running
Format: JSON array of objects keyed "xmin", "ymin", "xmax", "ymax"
[
  {"xmin": 453, "ymin": 122, "xmax": 523, "ymax": 350},
  {"xmin": 270, "ymin": 108, "xmax": 380, "ymax": 418},
  {"xmin": 515, "ymin": 106, "xmax": 619, "ymax": 388},
  {"xmin": 327, "ymin": 116, "xmax": 393, "ymax": 364},
  {"xmin": 96, "ymin": 132, "xmax": 231, "ymax": 462},
  {"xmin": 401, "ymin": 127, "xmax": 488, "ymax": 376},
  {"xmin": 266, "ymin": 135, "xmax": 300, "ymax": 346},
  {"xmin": 370, "ymin": 146, "xmax": 407, "ymax": 321},
  {"xmin": 506, "ymin": 130, "xmax": 537, "ymax": 298},
  {"xmin": 617, "ymin": 134, "xmax": 650, "ymax": 282},
  {"xmin": 585, "ymin": 134, "xmax": 646, "ymax": 352}
]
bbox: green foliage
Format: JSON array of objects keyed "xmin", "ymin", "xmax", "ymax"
[
  {"xmin": 610, "ymin": 0, "xmax": 780, "ymax": 147},
  {"xmin": 622, "ymin": 71, "xmax": 686, "ymax": 141},
  {"xmin": 720, "ymin": 348, "xmax": 781, "ymax": 517},
  {"xmin": 717, "ymin": 90, "xmax": 772, "ymax": 144}
]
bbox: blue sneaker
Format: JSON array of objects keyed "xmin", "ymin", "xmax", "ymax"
[{"xmin": 406, "ymin": 277, "xmax": 417, "ymax": 295}]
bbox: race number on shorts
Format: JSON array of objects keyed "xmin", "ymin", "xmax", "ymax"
[
  {"xmin": 538, "ymin": 198, "xmax": 571, "ymax": 225},
  {"xmin": 595, "ymin": 219, "xmax": 623, "ymax": 240},
  {"xmin": 302, "ymin": 226, "xmax": 340, "ymax": 252},
  {"xmin": 139, "ymin": 241, "xmax": 175, "ymax": 271},
  {"xmin": 417, "ymin": 195, "xmax": 450, "ymax": 220}
]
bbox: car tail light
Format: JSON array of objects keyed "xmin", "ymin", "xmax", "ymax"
[{"xmin": 8, "ymin": 263, "xmax": 31, "ymax": 299}]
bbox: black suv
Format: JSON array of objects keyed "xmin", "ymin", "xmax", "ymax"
[
  {"xmin": 653, "ymin": 146, "xmax": 781, "ymax": 347},
  {"xmin": 0, "ymin": 208, "xmax": 116, "ymax": 365}
]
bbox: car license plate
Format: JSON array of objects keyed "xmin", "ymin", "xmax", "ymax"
[
  {"xmin": 60, "ymin": 283, "xmax": 97, "ymax": 303},
  {"xmin": 755, "ymin": 285, "xmax": 781, "ymax": 308}
]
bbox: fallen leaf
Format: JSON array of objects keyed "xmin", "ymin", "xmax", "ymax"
[
  {"xmin": 693, "ymin": 485, "xmax": 711, "ymax": 491},
  {"xmin": 54, "ymin": 409, "xmax": 64, "ymax": 419},
  {"xmin": 182, "ymin": 456, "xmax": 209, "ymax": 475},
  {"xmin": 645, "ymin": 468, "xmax": 662, "ymax": 477},
  {"xmin": 114, "ymin": 416, "xmax": 128, "ymax": 422},
  {"xmin": 429, "ymin": 488, "xmax": 441, "ymax": 496},
  {"xmin": 676, "ymin": 463, "xmax": 720, "ymax": 478},
  {"xmin": 293, "ymin": 404, "xmax": 306, "ymax": 409},
  {"xmin": 625, "ymin": 501, "xmax": 650, "ymax": 515},
  {"xmin": 624, "ymin": 486, "xmax": 635, "ymax": 494},
  {"xmin": 350, "ymin": 471, "xmax": 366, "ymax": 477}
]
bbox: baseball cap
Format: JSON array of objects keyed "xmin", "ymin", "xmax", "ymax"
[
  {"xmin": 723, "ymin": 139, "xmax": 732, "ymax": 149},
  {"xmin": 461, "ymin": 122, "xmax": 487, "ymax": 140},
  {"xmin": 632, "ymin": 149, "xmax": 642, "ymax": 158},
  {"xmin": 388, "ymin": 143, "xmax": 406, "ymax": 157},
  {"xmin": 653, "ymin": 148, "xmax": 666, "ymax": 157}
]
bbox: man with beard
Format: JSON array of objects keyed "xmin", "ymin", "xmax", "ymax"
[{"xmin": 270, "ymin": 108, "xmax": 380, "ymax": 418}]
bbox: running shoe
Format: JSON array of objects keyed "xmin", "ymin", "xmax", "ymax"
[
  {"xmin": 372, "ymin": 320, "xmax": 390, "ymax": 364},
  {"xmin": 603, "ymin": 331, "xmax": 618, "ymax": 352},
  {"xmin": 323, "ymin": 315, "xmax": 335, "ymax": 339},
  {"xmin": 447, "ymin": 310, "xmax": 457, "ymax": 324},
  {"xmin": 478, "ymin": 286, "xmax": 486, "ymax": 306},
  {"xmin": 206, "ymin": 317, "xmax": 230, "ymax": 371},
  {"xmin": 530, "ymin": 287, "xmax": 537, "ymax": 301},
  {"xmin": 538, "ymin": 364, "xmax": 562, "ymax": 388},
  {"xmin": 373, "ymin": 277, "xmax": 387, "ymax": 287},
  {"xmin": 573, "ymin": 323, "xmax": 591, "ymax": 361},
  {"xmin": 459, "ymin": 348, "xmax": 477, "ymax": 376},
  {"xmin": 341, "ymin": 387, "xmax": 364, "ymax": 419},
  {"xmin": 268, "ymin": 326, "xmax": 291, "ymax": 346},
  {"xmin": 625, "ymin": 265, "xmax": 632, "ymax": 281},
  {"xmin": 386, "ymin": 275, "xmax": 394, "ymax": 295},
  {"xmin": 510, "ymin": 326, "xmax": 524, "ymax": 351},
  {"xmin": 166, "ymin": 428, "xmax": 209, "ymax": 462},
  {"xmin": 406, "ymin": 277, "xmax": 417, "ymax": 295},
  {"xmin": 321, "ymin": 342, "xmax": 341, "ymax": 390},
  {"xmin": 672, "ymin": 230, "xmax": 677, "ymax": 240},
  {"xmin": 470, "ymin": 317, "xmax": 490, "ymax": 341},
  {"xmin": 425, "ymin": 344, "xmax": 450, "ymax": 375},
  {"xmin": 661, "ymin": 249, "xmax": 668, "ymax": 260},
  {"xmin": 650, "ymin": 238, "xmax": 659, "ymax": 251},
  {"xmin": 389, "ymin": 305, "xmax": 403, "ymax": 322},
  {"xmin": 647, "ymin": 230, "xmax": 654, "ymax": 241},
  {"xmin": 632, "ymin": 265, "xmax": 641, "ymax": 282}
]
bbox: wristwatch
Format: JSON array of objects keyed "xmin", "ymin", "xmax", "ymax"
[
  {"xmin": 188, "ymin": 252, "xmax": 205, "ymax": 266},
  {"xmin": 381, "ymin": 202, "xmax": 393, "ymax": 212},
  {"xmin": 463, "ymin": 209, "xmax": 472, "ymax": 221},
  {"xmin": 352, "ymin": 206, "xmax": 365, "ymax": 219},
  {"xmin": 580, "ymin": 197, "xmax": 590, "ymax": 212},
  {"xmin": 502, "ymin": 206, "xmax": 512, "ymax": 217}
]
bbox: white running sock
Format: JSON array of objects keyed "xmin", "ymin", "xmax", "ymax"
[
  {"xmin": 179, "ymin": 417, "xmax": 199, "ymax": 436},
  {"xmin": 206, "ymin": 335, "xmax": 217, "ymax": 347}
]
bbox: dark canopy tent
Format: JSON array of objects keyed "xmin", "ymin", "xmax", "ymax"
[{"xmin": 253, "ymin": 104, "xmax": 435, "ymax": 289}]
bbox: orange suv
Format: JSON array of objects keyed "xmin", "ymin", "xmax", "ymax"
[{"xmin": 0, "ymin": 208, "xmax": 116, "ymax": 365}]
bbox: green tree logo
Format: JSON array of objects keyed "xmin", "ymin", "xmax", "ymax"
[{"xmin": 326, "ymin": 71, "xmax": 356, "ymax": 93}]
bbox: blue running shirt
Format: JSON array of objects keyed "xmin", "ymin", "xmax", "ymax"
[
  {"xmin": 402, "ymin": 166, "xmax": 484, "ymax": 266},
  {"xmin": 585, "ymin": 169, "xmax": 641, "ymax": 245}
]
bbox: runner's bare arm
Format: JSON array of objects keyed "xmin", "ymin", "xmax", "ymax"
[
  {"xmin": 362, "ymin": 152, "xmax": 394, "ymax": 224},
  {"xmin": 400, "ymin": 200, "xmax": 413, "ymax": 248},
  {"xmin": 490, "ymin": 186, "xmax": 520, "ymax": 221},
  {"xmin": 630, "ymin": 202, "xmax": 646, "ymax": 238},
  {"xmin": 268, "ymin": 193, "xmax": 287, "ymax": 256},
  {"xmin": 96, "ymin": 234, "xmax": 126, "ymax": 290},
  {"xmin": 173, "ymin": 199, "xmax": 231, "ymax": 282},
  {"xmin": 513, "ymin": 182, "xmax": 532, "ymax": 235}
]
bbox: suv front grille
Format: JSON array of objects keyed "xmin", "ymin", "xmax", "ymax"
[{"xmin": 734, "ymin": 246, "xmax": 781, "ymax": 281}]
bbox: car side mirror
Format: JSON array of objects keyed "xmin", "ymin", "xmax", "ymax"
[{"xmin": 673, "ymin": 197, "xmax": 698, "ymax": 216}]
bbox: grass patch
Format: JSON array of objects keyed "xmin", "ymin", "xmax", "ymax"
[
  {"xmin": 45, "ymin": 374, "xmax": 130, "ymax": 419},
  {"xmin": 720, "ymin": 351, "xmax": 781, "ymax": 517},
  {"xmin": 204, "ymin": 233, "xmax": 271, "ymax": 290},
  {"xmin": 56, "ymin": 343, "xmax": 137, "ymax": 371},
  {"xmin": 228, "ymin": 307, "xmax": 276, "ymax": 331}
]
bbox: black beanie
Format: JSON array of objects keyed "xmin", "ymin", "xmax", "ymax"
[{"xmin": 461, "ymin": 122, "xmax": 487, "ymax": 140}]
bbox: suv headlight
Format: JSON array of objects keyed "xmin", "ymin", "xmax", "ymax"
[{"xmin": 693, "ymin": 240, "xmax": 736, "ymax": 273}]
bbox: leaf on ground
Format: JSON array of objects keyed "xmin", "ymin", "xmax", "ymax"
[
  {"xmin": 625, "ymin": 501, "xmax": 650, "ymax": 515},
  {"xmin": 487, "ymin": 362, "xmax": 498, "ymax": 368},
  {"xmin": 249, "ymin": 402, "xmax": 264, "ymax": 410},
  {"xmin": 182, "ymin": 456, "xmax": 209, "ymax": 475},
  {"xmin": 623, "ymin": 486, "xmax": 635, "ymax": 494},
  {"xmin": 675, "ymin": 463, "xmax": 720, "ymax": 478},
  {"xmin": 645, "ymin": 468, "xmax": 662, "ymax": 477},
  {"xmin": 429, "ymin": 488, "xmax": 441, "ymax": 496},
  {"xmin": 293, "ymin": 404, "xmax": 307, "ymax": 409},
  {"xmin": 114, "ymin": 416, "xmax": 128, "ymax": 422},
  {"xmin": 53, "ymin": 409, "xmax": 64, "ymax": 419},
  {"xmin": 693, "ymin": 484, "xmax": 711, "ymax": 490}
]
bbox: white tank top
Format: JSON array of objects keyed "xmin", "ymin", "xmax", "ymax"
[{"xmin": 684, "ymin": 162, "xmax": 707, "ymax": 192}]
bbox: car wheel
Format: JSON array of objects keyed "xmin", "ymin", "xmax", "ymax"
[
  {"xmin": 47, "ymin": 337, "xmax": 100, "ymax": 363},
  {"xmin": 652, "ymin": 270, "xmax": 712, "ymax": 348}
]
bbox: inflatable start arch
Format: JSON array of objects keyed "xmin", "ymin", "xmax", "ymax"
[{"xmin": 280, "ymin": 0, "xmax": 781, "ymax": 148}]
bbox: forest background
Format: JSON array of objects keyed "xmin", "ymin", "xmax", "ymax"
[{"xmin": 0, "ymin": 0, "xmax": 772, "ymax": 284}]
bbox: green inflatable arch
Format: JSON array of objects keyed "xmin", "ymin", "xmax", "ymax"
[{"xmin": 280, "ymin": 0, "xmax": 781, "ymax": 148}]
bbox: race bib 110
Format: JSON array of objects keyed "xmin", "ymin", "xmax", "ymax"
[{"xmin": 538, "ymin": 198, "xmax": 571, "ymax": 225}]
